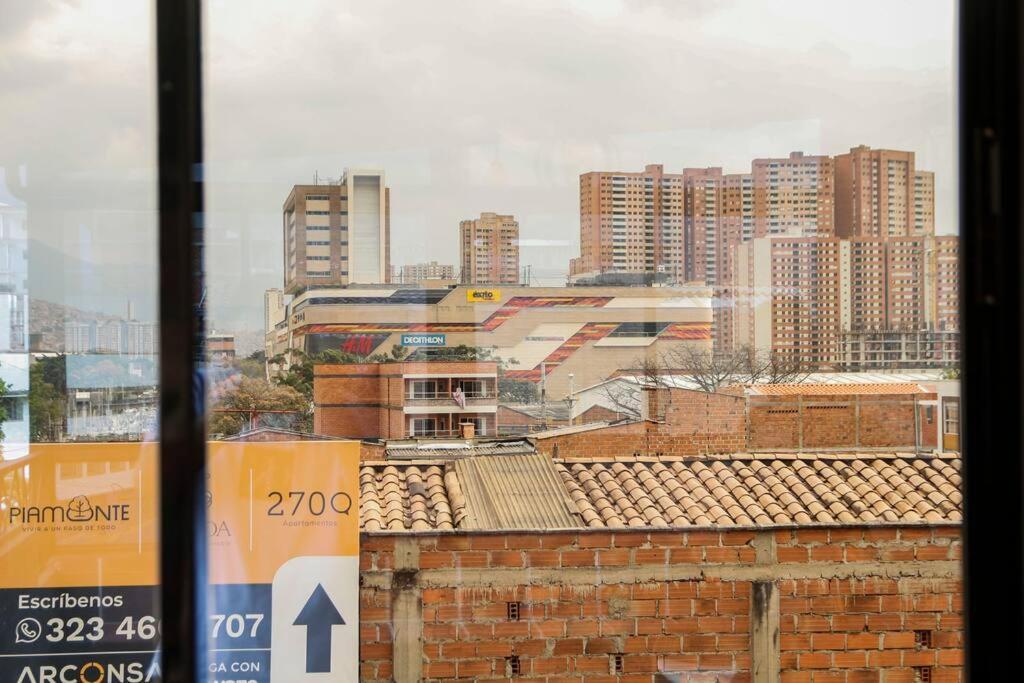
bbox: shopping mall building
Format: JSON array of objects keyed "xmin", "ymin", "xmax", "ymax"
[{"xmin": 265, "ymin": 285, "xmax": 714, "ymax": 400}]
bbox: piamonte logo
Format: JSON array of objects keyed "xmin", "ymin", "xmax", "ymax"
[
  {"xmin": 67, "ymin": 495, "xmax": 93, "ymax": 522},
  {"xmin": 6, "ymin": 494, "xmax": 131, "ymax": 525}
]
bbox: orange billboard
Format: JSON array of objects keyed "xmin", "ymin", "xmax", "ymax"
[{"xmin": 0, "ymin": 441, "xmax": 361, "ymax": 683}]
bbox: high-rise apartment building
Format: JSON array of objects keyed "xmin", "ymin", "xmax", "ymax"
[
  {"xmin": 65, "ymin": 322, "xmax": 94, "ymax": 354},
  {"xmin": 683, "ymin": 168, "xmax": 723, "ymax": 285},
  {"xmin": 459, "ymin": 213, "xmax": 520, "ymax": 285},
  {"xmin": 931, "ymin": 235, "xmax": 960, "ymax": 331},
  {"xmin": 282, "ymin": 169, "xmax": 390, "ymax": 294},
  {"xmin": 66, "ymin": 320, "xmax": 158, "ymax": 355},
  {"xmin": 732, "ymin": 235, "xmax": 959, "ymax": 365},
  {"xmin": 125, "ymin": 321, "xmax": 159, "ymax": 356},
  {"xmin": 395, "ymin": 261, "xmax": 455, "ymax": 284},
  {"xmin": 573, "ymin": 153, "xmax": 839, "ymax": 284},
  {"xmin": 572, "ymin": 165, "xmax": 687, "ymax": 280},
  {"xmin": 751, "ymin": 152, "xmax": 835, "ymax": 238},
  {"xmin": 834, "ymin": 145, "xmax": 935, "ymax": 238},
  {"xmin": 263, "ymin": 288, "xmax": 284, "ymax": 335},
  {"xmin": 713, "ymin": 174, "xmax": 755, "ymax": 352}
]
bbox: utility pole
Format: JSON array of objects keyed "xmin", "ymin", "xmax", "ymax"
[
  {"xmin": 568, "ymin": 372, "xmax": 575, "ymax": 425},
  {"xmin": 540, "ymin": 361, "xmax": 547, "ymax": 427}
]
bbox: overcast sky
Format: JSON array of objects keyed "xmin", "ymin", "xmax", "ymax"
[{"xmin": 0, "ymin": 0, "xmax": 956, "ymax": 331}]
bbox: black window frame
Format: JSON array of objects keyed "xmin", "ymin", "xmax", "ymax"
[{"xmin": 145, "ymin": 0, "xmax": 1021, "ymax": 679}]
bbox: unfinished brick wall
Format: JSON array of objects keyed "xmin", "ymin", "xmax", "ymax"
[
  {"xmin": 858, "ymin": 396, "xmax": 918, "ymax": 447},
  {"xmin": 747, "ymin": 394, "xmax": 930, "ymax": 450},
  {"xmin": 358, "ymin": 526, "xmax": 963, "ymax": 682},
  {"xmin": 578, "ymin": 404, "xmax": 626, "ymax": 424},
  {"xmin": 775, "ymin": 527, "xmax": 963, "ymax": 682},
  {"xmin": 535, "ymin": 388, "xmax": 747, "ymax": 458}
]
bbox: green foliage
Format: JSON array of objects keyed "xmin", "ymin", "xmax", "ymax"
[
  {"xmin": 209, "ymin": 377, "xmax": 310, "ymax": 436},
  {"xmin": 234, "ymin": 356, "xmax": 267, "ymax": 380},
  {"xmin": 498, "ymin": 378, "xmax": 537, "ymax": 403},
  {"xmin": 29, "ymin": 356, "xmax": 66, "ymax": 442},
  {"xmin": 272, "ymin": 348, "xmax": 362, "ymax": 399},
  {"xmin": 405, "ymin": 344, "xmax": 495, "ymax": 362}
]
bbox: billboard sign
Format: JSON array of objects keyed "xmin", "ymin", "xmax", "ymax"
[
  {"xmin": 466, "ymin": 288, "xmax": 500, "ymax": 303},
  {"xmin": 399, "ymin": 333, "xmax": 446, "ymax": 347},
  {"xmin": 0, "ymin": 441, "xmax": 361, "ymax": 682}
]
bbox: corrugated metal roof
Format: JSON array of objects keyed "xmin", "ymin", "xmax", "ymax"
[
  {"xmin": 529, "ymin": 420, "xmax": 634, "ymax": 439},
  {"xmin": 454, "ymin": 453, "xmax": 582, "ymax": 529},
  {"xmin": 385, "ymin": 438, "xmax": 535, "ymax": 460},
  {"xmin": 500, "ymin": 403, "xmax": 572, "ymax": 421}
]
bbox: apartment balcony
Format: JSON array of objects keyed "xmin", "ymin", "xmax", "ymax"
[
  {"xmin": 403, "ymin": 393, "xmax": 497, "ymax": 413},
  {"xmin": 406, "ymin": 412, "xmax": 495, "ymax": 438}
]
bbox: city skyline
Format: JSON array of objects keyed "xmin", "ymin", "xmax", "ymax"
[{"xmin": 0, "ymin": 0, "xmax": 955, "ymax": 330}]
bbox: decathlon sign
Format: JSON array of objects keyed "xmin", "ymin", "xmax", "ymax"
[{"xmin": 400, "ymin": 333, "xmax": 447, "ymax": 347}]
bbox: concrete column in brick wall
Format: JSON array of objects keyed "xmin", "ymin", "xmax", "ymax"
[
  {"xmin": 750, "ymin": 580, "xmax": 780, "ymax": 683},
  {"xmin": 855, "ymin": 396, "xmax": 861, "ymax": 448},
  {"xmin": 391, "ymin": 537, "xmax": 422, "ymax": 683},
  {"xmin": 797, "ymin": 396, "xmax": 804, "ymax": 450}
]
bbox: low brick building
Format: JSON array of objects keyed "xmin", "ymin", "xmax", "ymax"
[
  {"xmin": 734, "ymin": 383, "xmax": 939, "ymax": 452},
  {"xmin": 314, "ymin": 361, "xmax": 499, "ymax": 439},
  {"xmin": 533, "ymin": 384, "xmax": 938, "ymax": 459},
  {"xmin": 356, "ymin": 450, "xmax": 963, "ymax": 682}
]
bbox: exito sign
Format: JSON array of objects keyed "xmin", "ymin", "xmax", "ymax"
[
  {"xmin": 466, "ymin": 288, "xmax": 500, "ymax": 303},
  {"xmin": 400, "ymin": 333, "xmax": 446, "ymax": 347},
  {"xmin": 0, "ymin": 441, "xmax": 361, "ymax": 683}
]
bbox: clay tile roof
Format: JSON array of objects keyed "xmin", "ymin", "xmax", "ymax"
[
  {"xmin": 744, "ymin": 383, "xmax": 928, "ymax": 396},
  {"xmin": 360, "ymin": 463, "xmax": 459, "ymax": 532},
  {"xmin": 556, "ymin": 454, "xmax": 961, "ymax": 529}
]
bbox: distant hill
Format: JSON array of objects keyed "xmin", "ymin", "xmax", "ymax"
[
  {"xmin": 30, "ymin": 298, "xmax": 125, "ymax": 352},
  {"xmin": 31, "ymin": 297, "xmax": 263, "ymax": 358}
]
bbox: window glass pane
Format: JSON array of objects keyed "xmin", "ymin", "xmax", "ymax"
[
  {"xmin": 0, "ymin": 2, "xmax": 160, "ymax": 679},
  {"xmin": 206, "ymin": 1, "xmax": 959, "ymax": 681}
]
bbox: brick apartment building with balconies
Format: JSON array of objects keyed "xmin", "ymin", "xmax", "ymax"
[{"xmin": 313, "ymin": 361, "xmax": 499, "ymax": 439}]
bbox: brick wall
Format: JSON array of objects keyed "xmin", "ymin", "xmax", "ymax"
[
  {"xmin": 537, "ymin": 389, "xmax": 933, "ymax": 457},
  {"xmin": 535, "ymin": 388, "xmax": 746, "ymax": 458},
  {"xmin": 578, "ymin": 404, "xmax": 625, "ymax": 424},
  {"xmin": 358, "ymin": 526, "xmax": 962, "ymax": 682},
  {"xmin": 360, "ymin": 441, "xmax": 386, "ymax": 461},
  {"xmin": 747, "ymin": 394, "xmax": 930, "ymax": 451}
]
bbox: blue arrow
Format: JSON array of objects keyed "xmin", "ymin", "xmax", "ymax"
[{"xmin": 293, "ymin": 584, "xmax": 346, "ymax": 673}]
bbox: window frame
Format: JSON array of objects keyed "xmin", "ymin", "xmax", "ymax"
[{"xmin": 142, "ymin": 0, "xmax": 1020, "ymax": 678}]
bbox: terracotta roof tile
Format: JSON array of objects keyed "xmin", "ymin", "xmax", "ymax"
[
  {"xmin": 742, "ymin": 383, "xmax": 928, "ymax": 396},
  {"xmin": 359, "ymin": 453, "xmax": 960, "ymax": 532},
  {"xmin": 360, "ymin": 463, "xmax": 457, "ymax": 532},
  {"xmin": 556, "ymin": 454, "xmax": 961, "ymax": 528}
]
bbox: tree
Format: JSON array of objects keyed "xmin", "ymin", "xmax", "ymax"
[
  {"xmin": 271, "ymin": 348, "xmax": 363, "ymax": 399},
  {"xmin": 499, "ymin": 378, "xmax": 538, "ymax": 403},
  {"xmin": 602, "ymin": 345, "xmax": 812, "ymax": 418},
  {"xmin": 404, "ymin": 344, "xmax": 494, "ymax": 362},
  {"xmin": 209, "ymin": 377, "xmax": 310, "ymax": 436},
  {"xmin": 29, "ymin": 356, "xmax": 66, "ymax": 442},
  {"xmin": 234, "ymin": 350, "xmax": 268, "ymax": 380}
]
